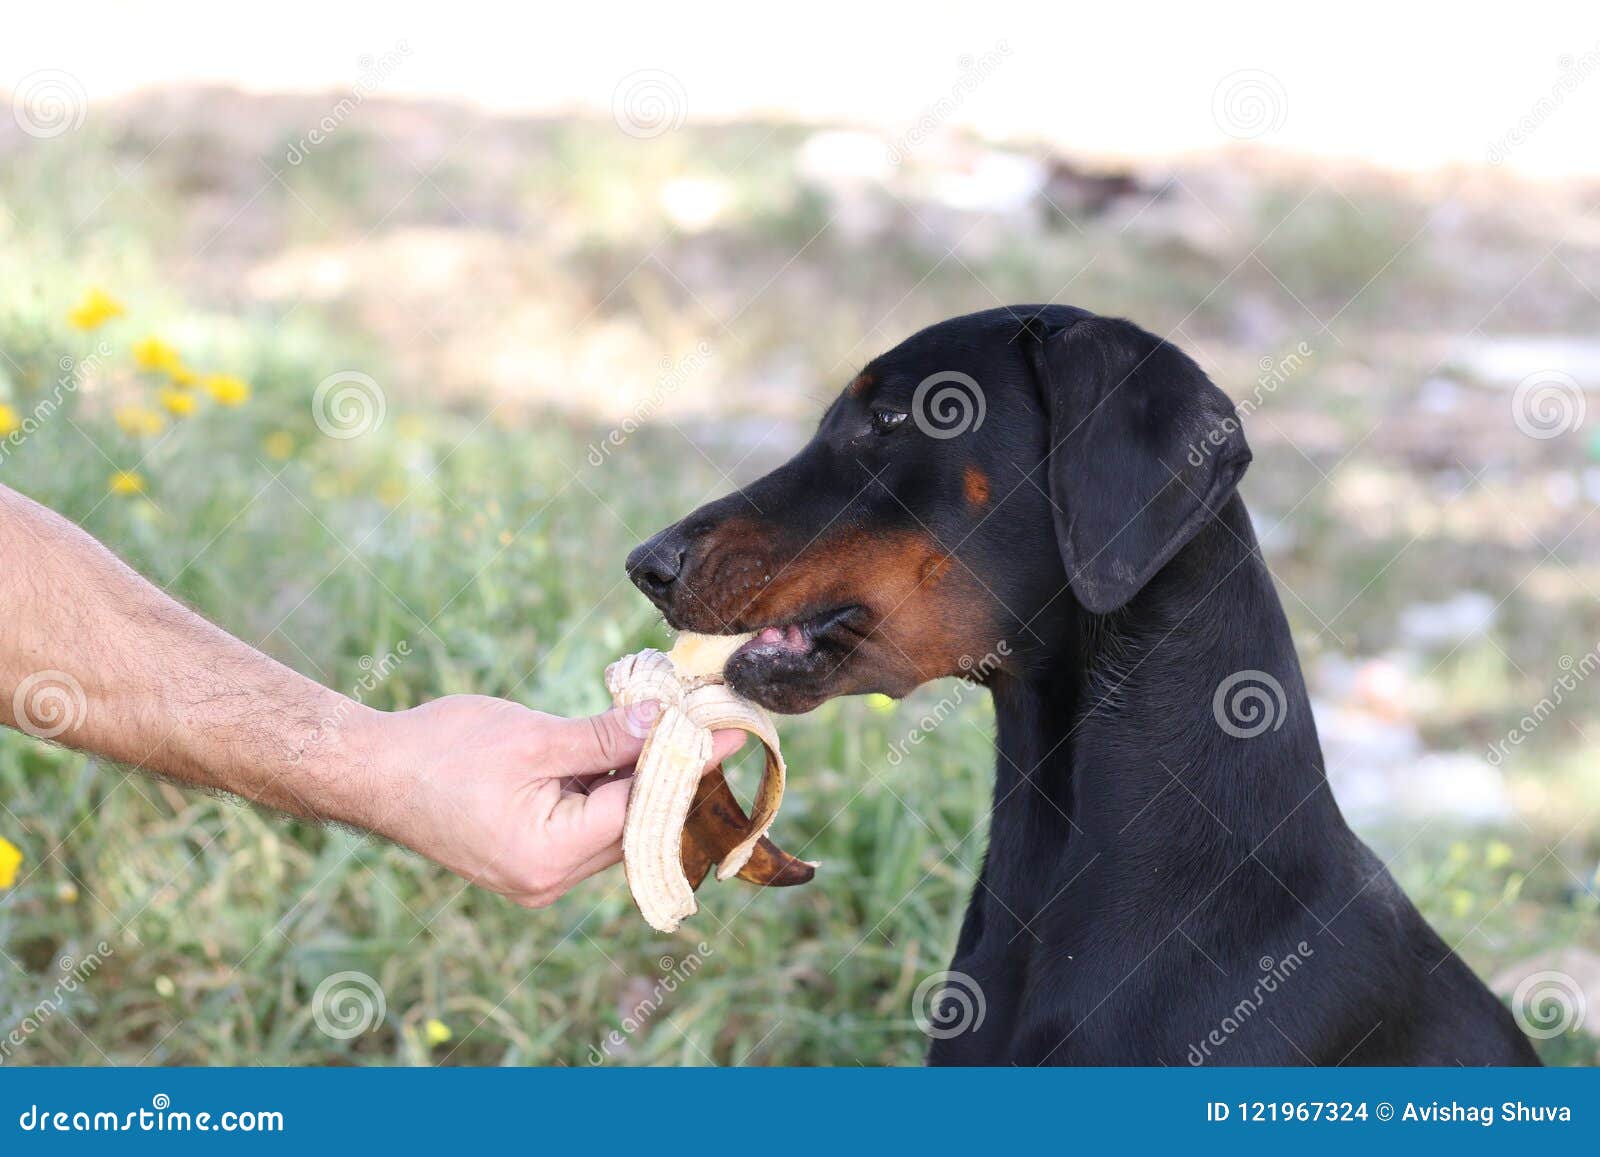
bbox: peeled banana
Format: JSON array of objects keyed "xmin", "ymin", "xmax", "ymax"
[{"xmin": 606, "ymin": 633, "xmax": 816, "ymax": 932}]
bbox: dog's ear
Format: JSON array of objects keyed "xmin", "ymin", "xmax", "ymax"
[{"xmin": 1020, "ymin": 315, "xmax": 1251, "ymax": 614}]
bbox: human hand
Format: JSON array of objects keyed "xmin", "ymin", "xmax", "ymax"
[{"xmin": 351, "ymin": 694, "xmax": 744, "ymax": 907}]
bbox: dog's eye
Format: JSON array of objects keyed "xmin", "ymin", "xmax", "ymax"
[{"xmin": 871, "ymin": 408, "xmax": 909, "ymax": 434}]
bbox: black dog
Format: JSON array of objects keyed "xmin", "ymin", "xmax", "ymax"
[{"xmin": 626, "ymin": 305, "xmax": 1539, "ymax": 1066}]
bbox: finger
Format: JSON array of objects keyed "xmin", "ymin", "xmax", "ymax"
[
  {"xmin": 563, "ymin": 768, "xmax": 633, "ymax": 795},
  {"xmin": 537, "ymin": 702, "xmax": 660, "ymax": 778},
  {"xmin": 707, "ymin": 727, "xmax": 748, "ymax": 768},
  {"xmin": 548, "ymin": 775, "xmax": 634, "ymax": 860},
  {"xmin": 563, "ymin": 838, "xmax": 624, "ymax": 886},
  {"xmin": 546, "ymin": 730, "xmax": 746, "ymax": 885}
]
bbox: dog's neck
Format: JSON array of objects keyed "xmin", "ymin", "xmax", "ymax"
[{"xmin": 985, "ymin": 495, "xmax": 1345, "ymax": 915}]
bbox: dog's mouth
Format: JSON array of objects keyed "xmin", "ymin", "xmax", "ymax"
[
  {"xmin": 727, "ymin": 604, "xmax": 860, "ymax": 663},
  {"xmin": 715, "ymin": 604, "xmax": 867, "ymax": 713}
]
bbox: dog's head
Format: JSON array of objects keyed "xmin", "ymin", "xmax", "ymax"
[{"xmin": 626, "ymin": 305, "xmax": 1251, "ymax": 713}]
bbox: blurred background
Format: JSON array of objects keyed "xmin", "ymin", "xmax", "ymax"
[{"xmin": 1, "ymin": 2, "xmax": 1597, "ymax": 1065}]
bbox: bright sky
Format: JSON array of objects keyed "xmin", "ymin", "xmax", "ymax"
[{"xmin": 5, "ymin": 1, "xmax": 1599, "ymax": 175}]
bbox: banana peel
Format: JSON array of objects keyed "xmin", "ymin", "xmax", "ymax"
[{"xmin": 606, "ymin": 633, "xmax": 816, "ymax": 932}]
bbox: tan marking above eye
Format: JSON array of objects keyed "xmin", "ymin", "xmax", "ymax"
[
  {"xmin": 847, "ymin": 372, "xmax": 874, "ymax": 398},
  {"xmin": 964, "ymin": 464, "xmax": 991, "ymax": 507}
]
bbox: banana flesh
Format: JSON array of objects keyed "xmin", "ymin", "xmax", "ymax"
[{"xmin": 607, "ymin": 633, "xmax": 817, "ymax": 932}]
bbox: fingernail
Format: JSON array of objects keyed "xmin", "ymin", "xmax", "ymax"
[{"xmin": 626, "ymin": 699, "xmax": 661, "ymax": 728}]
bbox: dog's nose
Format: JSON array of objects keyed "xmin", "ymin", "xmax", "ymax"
[{"xmin": 626, "ymin": 535, "xmax": 686, "ymax": 606}]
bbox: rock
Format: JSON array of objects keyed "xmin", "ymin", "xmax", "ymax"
[{"xmin": 1397, "ymin": 591, "xmax": 1498, "ymax": 649}]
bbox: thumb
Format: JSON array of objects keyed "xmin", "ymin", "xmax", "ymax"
[{"xmin": 538, "ymin": 701, "xmax": 660, "ymax": 777}]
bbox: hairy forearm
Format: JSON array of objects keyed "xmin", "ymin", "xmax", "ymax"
[{"xmin": 0, "ymin": 484, "xmax": 378, "ymax": 824}]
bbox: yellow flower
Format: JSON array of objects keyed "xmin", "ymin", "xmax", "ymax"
[
  {"xmin": 867, "ymin": 693, "xmax": 896, "ymax": 715},
  {"xmin": 67, "ymin": 287, "xmax": 125, "ymax": 331},
  {"xmin": 167, "ymin": 364, "xmax": 199, "ymax": 388},
  {"xmin": 0, "ymin": 403, "xmax": 19, "ymax": 437},
  {"xmin": 132, "ymin": 336, "xmax": 183, "ymax": 374},
  {"xmin": 0, "ymin": 837, "xmax": 22, "ymax": 889},
  {"xmin": 115, "ymin": 405, "xmax": 166, "ymax": 437},
  {"xmin": 1485, "ymin": 840, "xmax": 1514, "ymax": 870},
  {"xmin": 158, "ymin": 388, "xmax": 197, "ymax": 417},
  {"xmin": 423, "ymin": 1018, "xmax": 452, "ymax": 1046},
  {"xmin": 262, "ymin": 430, "xmax": 295, "ymax": 461},
  {"xmin": 204, "ymin": 374, "xmax": 251, "ymax": 406},
  {"xmin": 108, "ymin": 470, "xmax": 147, "ymax": 495},
  {"xmin": 56, "ymin": 881, "xmax": 79, "ymax": 904}
]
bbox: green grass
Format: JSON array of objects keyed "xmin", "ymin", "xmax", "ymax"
[{"xmin": 1, "ymin": 101, "xmax": 1596, "ymax": 1066}]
